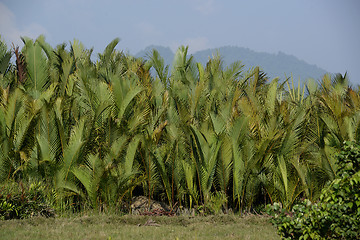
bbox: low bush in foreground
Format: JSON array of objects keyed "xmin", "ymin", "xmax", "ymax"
[
  {"xmin": 267, "ymin": 141, "xmax": 360, "ymax": 239},
  {"xmin": 0, "ymin": 181, "xmax": 54, "ymax": 220}
]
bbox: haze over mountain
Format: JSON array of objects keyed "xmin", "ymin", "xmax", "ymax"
[{"xmin": 135, "ymin": 45, "xmax": 328, "ymax": 82}]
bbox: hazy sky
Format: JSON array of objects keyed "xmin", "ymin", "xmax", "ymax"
[{"xmin": 1, "ymin": 0, "xmax": 359, "ymax": 84}]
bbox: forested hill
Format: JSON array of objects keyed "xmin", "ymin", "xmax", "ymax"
[{"xmin": 135, "ymin": 45, "xmax": 328, "ymax": 82}]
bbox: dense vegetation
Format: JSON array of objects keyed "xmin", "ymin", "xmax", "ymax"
[
  {"xmin": 0, "ymin": 36, "xmax": 359, "ymax": 219},
  {"xmin": 267, "ymin": 141, "xmax": 360, "ymax": 239}
]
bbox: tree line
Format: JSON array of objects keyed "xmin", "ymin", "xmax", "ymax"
[{"xmin": 0, "ymin": 36, "xmax": 359, "ymax": 213}]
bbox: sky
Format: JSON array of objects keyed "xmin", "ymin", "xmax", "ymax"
[{"xmin": 1, "ymin": 0, "xmax": 359, "ymax": 84}]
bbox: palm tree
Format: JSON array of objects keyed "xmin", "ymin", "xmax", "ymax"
[{"xmin": 2, "ymin": 35, "xmax": 360, "ymax": 215}]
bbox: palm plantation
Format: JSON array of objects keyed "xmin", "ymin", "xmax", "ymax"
[{"xmin": 0, "ymin": 36, "xmax": 359, "ymax": 214}]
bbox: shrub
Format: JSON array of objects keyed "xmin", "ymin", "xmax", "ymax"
[
  {"xmin": 0, "ymin": 181, "xmax": 55, "ymax": 220},
  {"xmin": 268, "ymin": 141, "xmax": 360, "ymax": 239},
  {"xmin": 266, "ymin": 200, "xmax": 318, "ymax": 239}
]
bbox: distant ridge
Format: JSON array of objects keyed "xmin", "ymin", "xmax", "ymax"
[
  {"xmin": 135, "ymin": 45, "xmax": 174, "ymax": 68},
  {"xmin": 135, "ymin": 45, "xmax": 328, "ymax": 82}
]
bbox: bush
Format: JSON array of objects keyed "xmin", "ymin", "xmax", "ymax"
[
  {"xmin": 195, "ymin": 191, "xmax": 228, "ymax": 215},
  {"xmin": 0, "ymin": 181, "xmax": 55, "ymax": 220},
  {"xmin": 268, "ymin": 141, "xmax": 360, "ymax": 239},
  {"xmin": 266, "ymin": 200, "xmax": 318, "ymax": 239}
]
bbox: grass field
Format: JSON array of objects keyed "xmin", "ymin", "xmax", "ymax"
[{"xmin": 0, "ymin": 214, "xmax": 280, "ymax": 240}]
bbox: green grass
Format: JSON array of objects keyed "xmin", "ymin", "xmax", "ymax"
[{"xmin": 0, "ymin": 214, "xmax": 280, "ymax": 240}]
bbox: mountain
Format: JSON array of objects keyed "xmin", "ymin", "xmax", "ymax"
[
  {"xmin": 135, "ymin": 45, "xmax": 328, "ymax": 82},
  {"xmin": 135, "ymin": 45, "xmax": 174, "ymax": 67}
]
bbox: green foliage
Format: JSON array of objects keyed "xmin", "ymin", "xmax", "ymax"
[
  {"xmin": 269, "ymin": 141, "xmax": 360, "ymax": 239},
  {"xmin": 1, "ymin": 36, "xmax": 359, "ymax": 219},
  {"xmin": 0, "ymin": 181, "xmax": 54, "ymax": 219},
  {"xmin": 205, "ymin": 191, "xmax": 228, "ymax": 215},
  {"xmin": 266, "ymin": 200, "xmax": 318, "ymax": 239},
  {"xmin": 336, "ymin": 141, "xmax": 360, "ymax": 176},
  {"xmin": 195, "ymin": 191, "xmax": 228, "ymax": 215},
  {"xmin": 0, "ymin": 36, "xmax": 12, "ymax": 77}
]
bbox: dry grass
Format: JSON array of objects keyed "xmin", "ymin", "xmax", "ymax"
[{"xmin": 0, "ymin": 214, "xmax": 280, "ymax": 240}]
